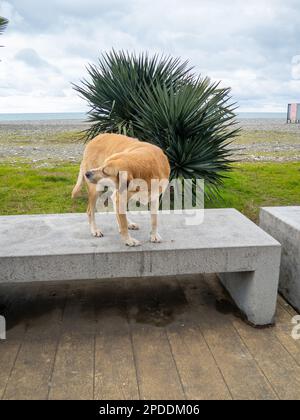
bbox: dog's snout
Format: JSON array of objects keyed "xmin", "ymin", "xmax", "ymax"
[{"xmin": 85, "ymin": 171, "xmax": 93, "ymax": 180}]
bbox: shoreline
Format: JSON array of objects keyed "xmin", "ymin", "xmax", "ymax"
[{"xmin": 1, "ymin": 117, "xmax": 299, "ymax": 130}]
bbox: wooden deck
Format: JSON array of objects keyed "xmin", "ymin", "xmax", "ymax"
[{"xmin": 1, "ymin": 274, "xmax": 300, "ymax": 400}]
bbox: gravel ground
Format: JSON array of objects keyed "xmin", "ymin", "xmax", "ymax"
[
  {"xmin": 237, "ymin": 118, "xmax": 300, "ymax": 132},
  {"xmin": 234, "ymin": 118, "xmax": 300, "ymax": 162},
  {"xmin": 0, "ymin": 119, "xmax": 87, "ymax": 165},
  {"xmin": 0, "ymin": 143, "xmax": 85, "ymax": 164},
  {"xmin": 0, "ymin": 118, "xmax": 299, "ymax": 165},
  {"xmin": 0, "ymin": 119, "xmax": 87, "ymax": 132}
]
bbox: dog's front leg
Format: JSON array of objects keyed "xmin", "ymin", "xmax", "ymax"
[
  {"xmin": 115, "ymin": 192, "xmax": 140, "ymax": 247},
  {"xmin": 116, "ymin": 212, "xmax": 140, "ymax": 247},
  {"xmin": 111, "ymin": 190, "xmax": 139, "ymax": 232}
]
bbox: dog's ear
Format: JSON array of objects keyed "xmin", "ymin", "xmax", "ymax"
[
  {"xmin": 101, "ymin": 163, "xmax": 132, "ymax": 181},
  {"xmin": 102, "ymin": 155, "xmax": 136, "ymax": 194},
  {"xmin": 103, "ymin": 156, "xmax": 134, "ymax": 181},
  {"xmin": 101, "ymin": 163, "xmax": 119, "ymax": 177},
  {"xmin": 101, "ymin": 154, "xmax": 125, "ymax": 178}
]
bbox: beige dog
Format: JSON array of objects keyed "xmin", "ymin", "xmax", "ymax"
[{"xmin": 72, "ymin": 133, "xmax": 170, "ymax": 246}]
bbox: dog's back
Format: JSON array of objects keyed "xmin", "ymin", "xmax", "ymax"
[
  {"xmin": 84, "ymin": 133, "xmax": 169, "ymax": 174},
  {"xmin": 72, "ymin": 133, "xmax": 170, "ymax": 246},
  {"xmin": 72, "ymin": 133, "xmax": 170, "ymax": 198}
]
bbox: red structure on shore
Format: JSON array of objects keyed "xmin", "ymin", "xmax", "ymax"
[{"xmin": 287, "ymin": 103, "xmax": 300, "ymax": 123}]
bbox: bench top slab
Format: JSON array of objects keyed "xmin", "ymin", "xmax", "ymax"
[
  {"xmin": 261, "ymin": 207, "xmax": 300, "ymax": 232},
  {"xmin": 0, "ymin": 209, "xmax": 280, "ymax": 258}
]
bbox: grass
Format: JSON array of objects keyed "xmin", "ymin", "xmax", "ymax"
[
  {"xmin": 0, "ymin": 162, "xmax": 299, "ymax": 222},
  {"xmin": 0, "ymin": 163, "xmax": 86, "ymax": 215},
  {"xmin": 208, "ymin": 162, "xmax": 300, "ymax": 221}
]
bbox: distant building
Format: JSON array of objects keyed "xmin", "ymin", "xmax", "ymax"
[{"xmin": 287, "ymin": 103, "xmax": 300, "ymax": 123}]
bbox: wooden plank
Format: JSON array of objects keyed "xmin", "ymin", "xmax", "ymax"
[
  {"xmin": 149, "ymin": 276, "xmax": 232, "ymax": 400},
  {"xmin": 3, "ymin": 276, "xmax": 299, "ymax": 400},
  {"xmin": 48, "ymin": 283, "xmax": 95, "ymax": 400},
  {"xmin": 125, "ymin": 278, "xmax": 185, "ymax": 400},
  {"xmin": 278, "ymin": 294, "xmax": 299, "ymax": 317},
  {"xmin": 166, "ymin": 322, "xmax": 232, "ymax": 400},
  {"xmin": 131, "ymin": 322, "xmax": 185, "ymax": 400},
  {"xmin": 3, "ymin": 283, "xmax": 68, "ymax": 400},
  {"xmin": 179, "ymin": 274, "xmax": 278, "ymax": 400},
  {"xmin": 232, "ymin": 294, "xmax": 300, "ymax": 399},
  {"xmin": 233, "ymin": 316, "xmax": 300, "ymax": 400},
  {"xmin": 0, "ymin": 283, "xmax": 39, "ymax": 400},
  {"xmin": 272, "ymin": 300, "xmax": 300, "ymax": 365},
  {"xmin": 93, "ymin": 279, "xmax": 139, "ymax": 400}
]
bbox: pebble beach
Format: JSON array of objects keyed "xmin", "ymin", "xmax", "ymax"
[{"xmin": 0, "ymin": 118, "xmax": 299, "ymax": 165}]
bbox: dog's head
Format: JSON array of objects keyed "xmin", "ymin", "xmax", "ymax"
[{"xmin": 85, "ymin": 153, "xmax": 134, "ymax": 190}]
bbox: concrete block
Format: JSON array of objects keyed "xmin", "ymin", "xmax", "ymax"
[
  {"xmin": 260, "ymin": 206, "xmax": 300, "ymax": 311},
  {"xmin": 0, "ymin": 209, "xmax": 281, "ymax": 326}
]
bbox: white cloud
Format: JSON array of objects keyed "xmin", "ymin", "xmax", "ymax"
[
  {"xmin": 292, "ymin": 55, "xmax": 300, "ymax": 80},
  {"xmin": 0, "ymin": 1, "xmax": 23, "ymax": 26},
  {"xmin": 0, "ymin": 0, "xmax": 300, "ymax": 113}
]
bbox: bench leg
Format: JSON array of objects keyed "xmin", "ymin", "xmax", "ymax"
[{"xmin": 218, "ymin": 248, "xmax": 281, "ymax": 326}]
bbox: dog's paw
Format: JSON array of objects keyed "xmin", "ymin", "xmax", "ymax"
[
  {"xmin": 92, "ymin": 229, "xmax": 104, "ymax": 238},
  {"xmin": 128, "ymin": 222, "xmax": 139, "ymax": 230},
  {"xmin": 150, "ymin": 233, "xmax": 162, "ymax": 243},
  {"xmin": 125, "ymin": 237, "xmax": 141, "ymax": 247}
]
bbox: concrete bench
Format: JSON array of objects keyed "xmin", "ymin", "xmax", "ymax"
[
  {"xmin": 260, "ymin": 206, "xmax": 300, "ymax": 312},
  {"xmin": 0, "ymin": 209, "xmax": 281, "ymax": 326}
]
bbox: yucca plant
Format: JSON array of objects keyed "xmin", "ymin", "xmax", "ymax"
[
  {"xmin": 74, "ymin": 50, "xmax": 192, "ymax": 139},
  {"xmin": 0, "ymin": 16, "xmax": 8, "ymax": 35},
  {"xmin": 74, "ymin": 50, "xmax": 239, "ymax": 198},
  {"xmin": 0, "ymin": 16, "xmax": 8, "ymax": 57}
]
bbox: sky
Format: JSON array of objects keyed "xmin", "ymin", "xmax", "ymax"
[{"xmin": 0, "ymin": 0, "xmax": 300, "ymax": 113}]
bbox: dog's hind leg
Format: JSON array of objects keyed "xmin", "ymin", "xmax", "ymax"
[
  {"xmin": 72, "ymin": 165, "xmax": 84, "ymax": 198},
  {"xmin": 150, "ymin": 198, "xmax": 161, "ymax": 243},
  {"xmin": 127, "ymin": 221, "xmax": 139, "ymax": 230},
  {"xmin": 87, "ymin": 184, "xmax": 103, "ymax": 238}
]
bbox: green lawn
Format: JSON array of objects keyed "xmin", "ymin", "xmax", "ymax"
[
  {"xmin": 207, "ymin": 162, "xmax": 300, "ymax": 221},
  {"xmin": 0, "ymin": 163, "xmax": 86, "ymax": 215},
  {"xmin": 0, "ymin": 162, "xmax": 299, "ymax": 222}
]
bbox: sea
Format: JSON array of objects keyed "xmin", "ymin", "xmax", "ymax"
[
  {"xmin": 0, "ymin": 112, "xmax": 287, "ymax": 122},
  {"xmin": 0, "ymin": 112, "xmax": 87, "ymax": 122}
]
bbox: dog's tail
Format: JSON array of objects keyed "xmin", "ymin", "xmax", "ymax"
[{"xmin": 72, "ymin": 166, "xmax": 84, "ymax": 198}]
